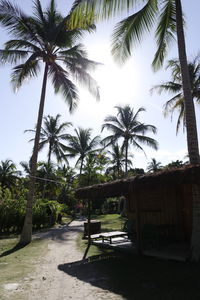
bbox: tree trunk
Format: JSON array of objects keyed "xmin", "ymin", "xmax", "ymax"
[
  {"xmin": 47, "ymin": 142, "xmax": 52, "ymax": 166},
  {"xmin": 176, "ymin": 0, "xmax": 200, "ymax": 261},
  {"xmin": 125, "ymin": 139, "xmax": 129, "ymax": 177},
  {"xmin": 42, "ymin": 142, "xmax": 52, "ymax": 199},
  {"xmin": 176, "ymin": 0, "xmax": 200, "ymax": 164},
  {"xmin": 80, "ymin": 158, "xmax": 84, "ymax": 176},
  {"xmin": 78, "ymin": 157, "xmax": 84, "ymax": 186},
  {"xmin": 19, "ymin": 63, "xmax": 49, "ymax": 245}
]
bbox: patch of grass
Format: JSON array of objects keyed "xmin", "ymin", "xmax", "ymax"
[
  {"xmin": 61, "ymin": 216, "xmax": 73, "ymax": 225},
  {"xmin": 93, "ymin": 214, "xmax": 125, "ymax": 232},
  {"xmin": 0, "ymin": 237, "xmax": 48, "ymax": 299}
]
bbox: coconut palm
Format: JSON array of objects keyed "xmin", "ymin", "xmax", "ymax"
[
  {"xmin": 0, "ymin": 0, "xmax": 100, "ymax": 244},
  {"xmin": 36, "ymin": 161, "xmax": 58, "ymax": 199},
  {"xmin": 102, "ymin": 105, "xmax": 158, "ymax": 176},
  {"xmin": 147, "ymin": 158, "xmax": 162, "ymax": 173},
  {"xmin": 107, "ymin": 143, "xmax": 132, "ymax": 178},
  {"xmin": 151, "ymin": 55, "xmax": 200, "ymax": 133},
  {"xmin": 0, "ymin": 159, "xmax": 20, "ymax": 189},
  {"xmin": 66, "ymin": 127, "xmax": 100, "ymax": 177},
  {"xmin": 56, "ymin": 164, "xmax": 76, "ymax": 204},
  {"xmin": 71, "ymin": 0, "xmax": 199, "ymax": 164},
  {"xmin": 25, "ymin": 114, "xmax": 72, "ymax": 165}
]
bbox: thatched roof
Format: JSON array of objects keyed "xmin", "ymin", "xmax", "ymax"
[{"xmin": 75, "ymin": 164, "xmax": 200, "ymax": 199}]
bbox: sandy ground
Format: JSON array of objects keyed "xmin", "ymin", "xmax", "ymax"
[{"xmin": 6, "ymin": 220, "xmax": 124, "ymax": 300}]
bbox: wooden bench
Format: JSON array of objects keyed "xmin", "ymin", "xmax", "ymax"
[{"xmin": 90, "ymin": 231, "xmax": 128, "ymax": 244}]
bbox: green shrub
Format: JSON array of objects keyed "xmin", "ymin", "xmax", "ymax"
[{"xmin": 0, "ymin": 186, "xmax": 64, "ymax": 234}]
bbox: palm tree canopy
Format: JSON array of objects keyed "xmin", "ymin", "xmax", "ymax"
[
  {"xmin": 146, "ymin": 158, "xmax": 162, "ymax": 173},
  {"xmin": 25, "ymin": 114, "xmax": 72, "ymax": 163},
  {"xmin": 102, "ymin": 105, "xmax": 158, "ymax": 154},
  {"xmin": 0, "ymin": 0, "xmax": 100, "ymax": 111},
  {"xmin": 71, "ymin": 0, "xmax": 178, "ymax": 70},
  {"xmin": 107, "ymin": 143, "xmax": 132, "ymax": 171},
  {"xmin": 151, "ymin": 54, "xmax": 200, "ymax": 133},
  {"xmin": 65, "ymin": 127, "xmax": 100, "ymax": 167},
  {"xmin": 0, "ymin": 159, "xmax": 20, "ymax": 188},
  {"xmin": 102, "ymin": 104, "xmax": 158, "ymax": 176}
]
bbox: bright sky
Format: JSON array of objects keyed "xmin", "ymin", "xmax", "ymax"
[{"xmin": 0, "ymin": 0, "xmax": 200, "ymax": 172}]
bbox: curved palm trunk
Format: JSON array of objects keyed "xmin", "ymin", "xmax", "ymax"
[
  {"xmin": 20, "ymin": 63, "xmax": 49, "ymax": 245},
  {"xmin": 176, "ymin": 0, "xmax": 199, "ymax": 164},
  {"xmin": 176, "ymin": 0, "xmax": 200, "ymax": 261}
]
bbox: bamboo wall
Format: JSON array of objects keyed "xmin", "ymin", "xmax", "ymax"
[{"xmin": 127, "ymin": 183, "xmax": 193, "ymax": 242}]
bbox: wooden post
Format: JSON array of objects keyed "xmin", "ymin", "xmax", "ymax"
[
  {"xmin": 83, "ymin": 198, "xmax": 91, "ymax": 260},
  {"xmin": 135, "ymin": 192, "xmax": 142, "ymax": 255},
  {"xmin": 129, "ymin": 182, "xmax": 142, "ymax": 255}
]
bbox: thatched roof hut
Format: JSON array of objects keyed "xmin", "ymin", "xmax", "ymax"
[
  {"xmin": 75, "ymin": 164, "xmax": 200, "ymax": 200},
  {"xmin": 76, "ymin": 164, "xmax": 200, "ymax": 253}
]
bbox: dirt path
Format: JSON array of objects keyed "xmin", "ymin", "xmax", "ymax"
[{"xmin": 11, "ymin": 220, "xmax": 123, "ymax": 300}]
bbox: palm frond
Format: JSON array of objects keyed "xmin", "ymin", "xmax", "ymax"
[
  {"xmin": 0, "ymin": 0, "xmax": 26, "ymax": 31},
  {"xmin": 70, "ymin": 0, "xmax": 136, "ymax": 28},
  {"xmin": 150, "ymin": 81, "xmax": 182, "ymax": 95},
  {"xmin": 0, "ymin": 49, "xmax": 29, "ymax": 65},
  {"xmin": 132, "ymin": 135, "xmax": 158, "ymax": 150},
  {"xmin": 33, "ymin": 0, "xmax": 47, "ymax": 25},
  {"xmin": 5, "ymin": 39, "xmax": 41, "ymax": 53},
  {"xmin": 49, "ymin": 62, "xmax": 79, "ymax": 112},
  {"xmin": 152, "ymin": 0, "xmax": 177, "ymax": 71},
  {"xmin": 163, "ymin": 93, "xmax": 183, "ymax": 117},
  {"xmin": 11, "ymin": 54, "xmax": 40, "ymax": 91},
  {"xmin": 112, "ymin": 0, "xmax": 158, "ymax": 63},
  {"xmin": 133, "ymin": 123, "xmax": 157, "ymax": 134}
]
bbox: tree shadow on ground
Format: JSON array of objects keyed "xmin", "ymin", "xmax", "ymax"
[
  {"xmin": 58, "ymin": 253, "xmax": 200, "ymax": 300},
  {"xmin": 33, "ymin": 223, "xmax": 83, "ymax": 242},
  {"xmin": 0, "ymin": 243, "xmax": 26, "ymax": 258}
]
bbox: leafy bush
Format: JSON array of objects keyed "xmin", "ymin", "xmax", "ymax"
[{"xmin": 0, "ymin": 186, "xmax": 65, "ymax": 234}]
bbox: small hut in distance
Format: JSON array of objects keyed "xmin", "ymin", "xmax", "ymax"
[{"xmin": 75, "ymin": 164, "xmax": 200, "ymax": 255}]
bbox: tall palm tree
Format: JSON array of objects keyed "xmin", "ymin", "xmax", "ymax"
[
  {"xmin": 0, "ymin": 0, "xmax": 100, "ymax": 244},
  {"xmin": 147, "ymin": 158, "xmax": 162, "ymax": 173},
  {"xmin": 0, "ymin": 159, "xmax": 20, "ymax": 189},
  {"xmin": 102, "ymin": 105, "xmax": 158, "ymax": 176},
  {"xmin": 71, "ymin": 0, "xmax": 199, "ymax": 164},
  {"xmin": 151, "ymin": 55, "xmax": 200, "ymax": 133},
  {"xmin": 25, "ymin": 114, "xmax": 72, "ymax": 165},
  {"xmin": 107, "ymin": 143, "xmax": 132, "ymax": 178},
  {"xmin": 66, "ymin": 127, "xmax": 100, "ymax": 177}
]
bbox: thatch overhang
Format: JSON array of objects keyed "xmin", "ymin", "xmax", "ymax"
[{"xmin": 75, "ymin": 164, "xmax": 200, "ymax": 199}]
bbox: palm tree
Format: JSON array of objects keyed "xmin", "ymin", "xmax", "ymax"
[
  {"xmin": 71, "ymin": 0, "xmax": 199, "ymax": 164},
  {"xmin": 66, "ymin": 127, "xmax": 100, "ymax": 177},
  {"xmin": 102, "ymin": 105, "xmax": 158, "ymax": 176},
  {"xmin": 36, "ymin": 161, "xmax": 58, "ymax": 199},
  {"xmin": 164, "ymin": 159, "xmax": 184, "ymax": 169},
  {"xmin": 151, "ymin": 55, "xmax": 200, "ymax": 133},
  {"xmin": 0, "ymin": 159, "xmax": 20, "ymax": 189},
  {"xmin": 0, "ymin": 0, "xmax": 100, "ymax": 245},
  {"xmin": 26, "ymin": 114, "xmax": 72, "ymax": 165},
  {"xmin": 56, "ymin": 164, "xmax": 76, "ymax": 204},
  {"xmin": 107, "ymin": 143, "xmax": 132, "ymax": 178},
  {"xmin": 147, "ymin": 158, "xmax": 162, "ymax": 173}
]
